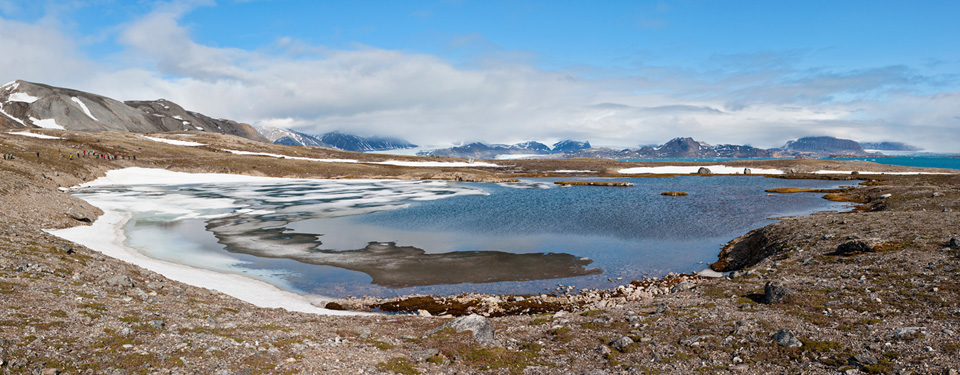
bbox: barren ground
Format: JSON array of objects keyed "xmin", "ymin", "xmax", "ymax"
[{"xmin": 1, "ymin": 130, "xmax": 958, "ymax": 374}]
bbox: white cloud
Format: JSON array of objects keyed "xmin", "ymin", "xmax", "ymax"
[{"xmin": 0, "ymin": 3, "xmax": 957, "ymax": 152}]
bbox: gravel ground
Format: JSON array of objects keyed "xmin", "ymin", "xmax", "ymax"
[{"xmin": 1, "ymin": 130, "xmax": 958, "ymax": 374}]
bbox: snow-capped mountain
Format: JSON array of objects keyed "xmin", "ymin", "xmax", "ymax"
[
  {"xmin": 253, "ymin": 126, "xmax": 417, "ymax": 152},
  {"xmin": 0, "ymin": 80, "xmax": 266, "ymax": 141}
]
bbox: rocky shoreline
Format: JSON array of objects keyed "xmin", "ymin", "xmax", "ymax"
[{"xmin": 2, "ymin": 130, "xmax": 959, "ymax": 374}]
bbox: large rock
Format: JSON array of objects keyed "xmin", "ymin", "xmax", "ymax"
[
  {"xmin": 103, "ymin": 275, "xmax": 134, "ymax": 288},
  {"xmin": 950, "ymin": 237, "xmax": 959, "ymax": 249},
  {"xmin": 65, "ymin": 208, "xmax": 91, "ymax": 223},
  {"xmin": 697, "ymin": 167, "xmax": 712, "ymax": 175},
  {"xmin": 609, "ymin": 336, "xmax": 633, "ymax": 351},
  {"xmin": 762, "ymin": 281, "xmax": 791, "ymax": 304},
  {"xmin": 425, "ymin": 314, "xmax": 497, "ymax": 345},
  {"xmin": 772, "ymin": 329, "xmax": 802, "ymax": 348},
  {"xmin": 711, "ymin": 227, "xmax": 782, "ymax": 272},
  {"xmin": 834, "ymin": 239, "xmax": 882, "ymax": 255},
  {"xmin": 851, "ymin": 352, "xmax": 879, "ymax": 366}
]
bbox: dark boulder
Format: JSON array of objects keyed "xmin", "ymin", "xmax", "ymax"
[{"xmin": 762, "ymin": 281, "xmax": 791, "ymax": 304}]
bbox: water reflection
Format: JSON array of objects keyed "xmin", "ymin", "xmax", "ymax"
[{"xmin": 204, "ymin": 214, "xmax": 601, "ymax": 288}]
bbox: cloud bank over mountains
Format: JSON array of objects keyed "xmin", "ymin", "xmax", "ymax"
[{"xmin": 1, "ymin": 1, "xmax": 957, "ymax": 152}]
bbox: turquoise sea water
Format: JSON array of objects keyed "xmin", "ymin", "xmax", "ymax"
[
  {"xmin": 76, "ymin": 176, "xmax": 857, "ymax": 297},
  {"xmin": 823, "ymin": 156, "xmax": 960, "ymax": 170},
  {"xmin": 617, "ymin": 156, "xmax": 960, "ymax": 171},
  {"xmin": 617, "ymin": 157, "xmax": 786, "ymax": 163}
]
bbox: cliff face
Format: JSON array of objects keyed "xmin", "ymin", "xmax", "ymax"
[{"xmin": 0, "ymin": 80, "xmax": 266, "ymax": 142}]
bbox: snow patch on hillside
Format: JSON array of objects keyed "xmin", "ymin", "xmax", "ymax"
[
  {"xmin": 8, "ymin": 92, "xmax": 39, "ymax": 103},
  {"xmin": 8, "ymin": 131, "xmax": 63, "ymax": 139},
  {"xmin": 71, "ymin": 97, "xmax": 98, "ymax": 121},
  {"xmin": 223, "ymin": 149, "xmax": 359, "ymax": 163},
  {"xmin": 30, "ymin": 117, "xmax": 64, "ymax": 130},
  {"xmin": 142, "ymin": 136, "xmax": 206, "ymax": 147}
]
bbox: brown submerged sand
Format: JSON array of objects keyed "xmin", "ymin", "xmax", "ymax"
[{"xmin": 1, "ymin": 129, "xmax": 959, "ymax": 374}]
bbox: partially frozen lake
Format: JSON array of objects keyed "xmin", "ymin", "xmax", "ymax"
[{"xmin": 69, "ymin": 170, "xmax": 854, "ymax": 297}]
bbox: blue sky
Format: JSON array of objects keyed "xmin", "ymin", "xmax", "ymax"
[{"xmin": 1, "ymin": 0, "xmax": 958, "ymax": 150}]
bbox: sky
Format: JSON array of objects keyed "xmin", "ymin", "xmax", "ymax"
[{"xmin": 1, "ymin": 0, "xmax": 958, "ymax": 151}]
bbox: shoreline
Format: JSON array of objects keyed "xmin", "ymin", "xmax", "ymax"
[
  {"xmin": 50, "ymin": 167, "xmax": 853, "ymax": 314},
  {"xmin": 48, "ymin": 207, "xmax": 364, "ymax": 316}
]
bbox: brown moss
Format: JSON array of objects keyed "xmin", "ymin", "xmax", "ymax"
[{"xmin": 660, "ymin": 191, "xmax": 688, "ymax": 196}]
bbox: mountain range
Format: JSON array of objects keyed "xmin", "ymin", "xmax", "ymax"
[
  {"xmin": 253, "ymin": 126, "xmax": 417, "ymax": 152},
  {"xmin": 418, "ymin": 136, "xmax": 914, "ymax": 159},
  {"xmin": 1, "ymin": 80, "xmax": 923, "ymax": 159},
  {"xmin": 417, "ymin": 140, "xmax": 591, "ymax": 158}
]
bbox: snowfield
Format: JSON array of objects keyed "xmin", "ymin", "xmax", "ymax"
[
  {"xmin": 618, "ymin": 165, "xmax": 783, "ymax": 175},
  {"xmin": 7, "ymin": 92, "xmax": 40, "ymax": 103},
  {"xmin": 8, "ymin": 131, "xmax": 64, "ymax": 139},
  {"xmin": 372, "ymin": 160, "xmax": 501, "ymax": 168},
  {"xmin": 223, "ymin": 149, "xmax": 359, "ymax": 163},
  {"xmin": 142, "ymin": 136, "xmax": 206, "ymax": 147},
  {"xmin": 29, "ymin": 117, "xmax": 65, "ymax": 130}
]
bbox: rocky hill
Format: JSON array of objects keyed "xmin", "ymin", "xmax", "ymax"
[
  {"xmin": 779, "ymin": 136, "xmax": 867, "ymax": 155},
  {"xmin": 0, "ymin": 80, "xmax": 266, "ymax": 141},
  {"xmin": 419, "ymin": 139, "xmax": 590, "ymax": 158}
]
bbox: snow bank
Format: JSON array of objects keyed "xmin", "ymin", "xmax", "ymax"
[
  {"xmin": 8, "ymin": 131, "xmax": 64, "ymax": 139},
  {"xmin": 142, "ymin": 136, "xmax": 205, "ymax": 147},
  {"xmin": 29, "ymin": 117, "xmax": 65, "ymax": 130},
  {"xmin": 7, "ymin": 92, "xmax": 39, "ymax": 103},
  {"xmin": 618, "ymin": 165, "xmax": 783, "ymax": 175},
  {"xmin": 71, "ymin": 97, "xmax": 98, "ymax": 121},
  {"xmin": 373, "ymin": 160, "xmax": 501, "ymax": 168},
  {"xmin": 223, "ymin": 149, "xmax": 359, "ymax": 163}
]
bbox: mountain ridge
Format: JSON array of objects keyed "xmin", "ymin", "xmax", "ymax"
[
  {"xmin": 0, "ymin": 80, "xmax": 266, "ymax": 141},
  {"xmin": 253, "ymin": 126, "xmax": 417, "ymax": 152}
]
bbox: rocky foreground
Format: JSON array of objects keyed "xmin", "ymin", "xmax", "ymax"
[{"xmin": 1, "ymin": 130, "xmax": 959, "ymax": 374}]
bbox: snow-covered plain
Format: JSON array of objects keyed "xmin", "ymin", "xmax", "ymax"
[
  {"xmin": 618, "ymin": 165, "xmax": 783, "ymax": 175},
  {"xmin": 142, "ymin": 136, "xmax": 206, "ymax": 147},
  {"xmin": 8, "ymin": 131, "xmax": 64, "ymax": 139}
]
